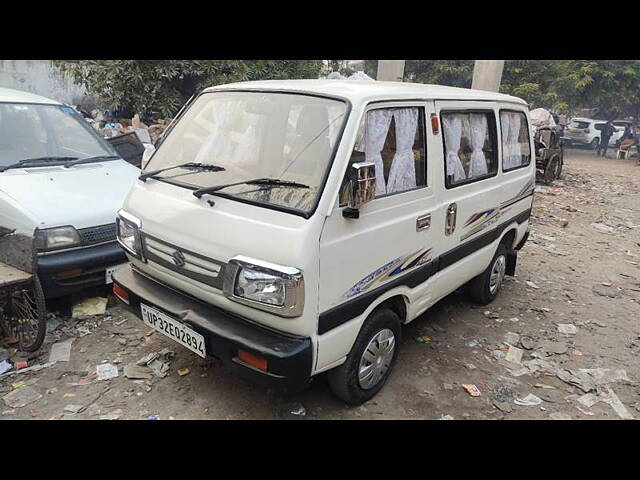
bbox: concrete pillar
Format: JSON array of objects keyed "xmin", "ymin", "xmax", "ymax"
[
  {"xmin": 376, "ymin": 60, "xmax": 405, "ymax": 82},
  {"xmin": 471, "ymin": 60, "xmax": 505, "ymax": 92}
]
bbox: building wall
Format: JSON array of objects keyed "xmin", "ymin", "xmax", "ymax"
[{"xmin": 0, "ymin": 60, "xmax": 86, "ymax": 105}]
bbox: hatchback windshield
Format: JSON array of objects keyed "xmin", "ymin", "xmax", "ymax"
[
  {"xmin": 0, "ymin": 103, "xmax": 117, "ymax": 168},
  {"xmin": 145, "ymin": 91, "xmax": 348, "ymax": 214}
]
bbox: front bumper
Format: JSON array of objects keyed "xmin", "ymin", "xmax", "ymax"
[
  {"xmin": 112, "ymin": 265, "xmax": 313, "ymax": 391},
  {"xmin": 38, "ymin": 241, "xmax": 127, "ymax": 298}
]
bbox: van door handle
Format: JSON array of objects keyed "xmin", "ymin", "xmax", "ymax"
[
  {"xmin": 445, "ymin": 203, "xmax": 457, "ymax": 236},
  {"xmin": 416, "ymin": 213, "xmax": 431, "ymax": 231}
]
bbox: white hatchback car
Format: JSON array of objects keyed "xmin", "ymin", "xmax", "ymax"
[
  {"xmin": 565, "ymin": 117, "xmax": 623, "ymax": 149},
  {"xmin": 0, "ymin": 87, "xmax": 140, "ymax": 298}
]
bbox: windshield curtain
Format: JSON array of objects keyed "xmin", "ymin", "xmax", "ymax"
[
  {"xmin": 0, "ymin": 103, "xmax": 116, "ymax": 167},
  {"xmin": 145, "ymin": 91, "xmax": 348, "ymax": 214}
]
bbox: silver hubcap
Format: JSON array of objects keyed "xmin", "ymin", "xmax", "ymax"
[
  {"xmin": 489, "ymin": 254, "xmax": 506, "ymax": 295},
  {"xmin": 358, "ymin": 328, "xmax": 395, "ymax": 390}
]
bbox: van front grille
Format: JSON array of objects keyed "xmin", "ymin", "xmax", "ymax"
[{"xmin": 140, "ymin": 233, "xmax": 226, "ymax": 290}]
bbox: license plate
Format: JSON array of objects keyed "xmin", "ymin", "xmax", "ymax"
[
  {"xmin": 105, "ymin": 265, "xmax": 120, "ymax": 284},
  {"xmin": 140, "ymin": 303, "xmax": 206, "ymax": 358}
]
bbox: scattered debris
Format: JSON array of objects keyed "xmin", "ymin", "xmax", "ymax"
[
  {"xmin": 63, "ymin": 404, "xmax": 84, "ymax": 414},
  {"xmin": 99, "ymin": 409, "xmax": 122, "ymax": 420},
  {"xmin": 504, "ymin": 345, "xmax": 524, "ymax": 365},
  {"xmin": 593, "ymin": 285, "xmax": 621, "ymax": 298},
  {"xmin": 178, "ymin": 368, "xmax": 190, "ymax": 376},
  {"xmin": 413, "ymin": 335, "xmax": 433, "ymax": 344},
  {"xmin": 461, "ymin": 384, "xmax": 481, "ymax": 397},
  {"xmin": 72, "ymin": 297, "xmax": 108, "ymax": 318},
  {"xmin": 557, "ymin": 323, "xmax": 577, "ymax": 335},
  {"xmin": 549, "ymin": 412, "xmax": 572, "ymax": 420},
  {"xmin": 526, "ymin": 281, "xmax": 540, "ymax": 289},
  {"xmin": 48, "ymin": 338, "xmax": 74, "ymax": 363},
  {"xmin": 0, "ymin": 360, "xmax": 12, "ymax": 375},
  {"xmin": 3, "ymin": 386, "xmax": 42, "ymax": 408},
  {"xmin": 504, "ymin": 332, "xmax": 520, "ymax": 346},
  {"xmin": 439, "ymin": 414, "xmax": 454, "ymax": 420},
  {"xmin": 96, "ymin": 363, "xmax": 119, "ymax": 381},
  {"xmin": 514, "ymin": 394, "xmax": 543, "ymax": 406},
  {"xmin": 123, "ymin": 363, "xmax": 153, "ymax": 380}
]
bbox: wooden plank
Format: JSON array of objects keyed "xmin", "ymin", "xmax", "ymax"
[
  {"xmin": 0, "ymin": 233, "xmax": 34, "ymax": 273},
  {"xmin": 0, "ymin": 263, "xmax": 32, "ymax": 288}
]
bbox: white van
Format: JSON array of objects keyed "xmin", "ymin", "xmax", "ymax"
[
  {"xmin": 0, "ymin": 87, "xmax": 140, "ymax": 298},
  {"xmin": 112, "ymin": 80, "xmax": 534, "ymax": 404}
]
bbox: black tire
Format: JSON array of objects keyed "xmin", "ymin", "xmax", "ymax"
[
  {"xmin": 468, "ymin": 243, "xmax": 508, "ymax": 305},
  {"xmin": 557, "ymin": 157, "xmax": 564, "ymax": 179},
  {"xmin": 544, "ymin": 154, "xmax": 561, "ymax": 185},
  {"xmin": 591, "ymin": 138, "xmax": 600, "ymax": 150},
  {"xmin": 327, "ymin": 308, "xmax": 401, "ymax": 405}
]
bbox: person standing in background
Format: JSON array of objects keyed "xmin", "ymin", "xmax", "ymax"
[{"xmin": 597, "ymin": 120, "xmax": 617, "ymax": 157}]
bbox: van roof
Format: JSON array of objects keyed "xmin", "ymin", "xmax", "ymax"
[
  {"xmin": 204, "ymin": 79, "xmax": 528, "ymax": 106},
  {"xmin": 0, "ymin": 87, "xmax": 63, "ymax": 105}
]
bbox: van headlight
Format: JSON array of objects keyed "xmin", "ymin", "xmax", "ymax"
[
  {"xmin": 35, "ymin": 226, "xmax": 81, "ymax": 251},
  {"xmin": 223, "ymin": 256, "xmax": 304, "ymax": 317},
  {"xmin": 116, "ymin": 210, "xmax": 143, "ymax": 259}
]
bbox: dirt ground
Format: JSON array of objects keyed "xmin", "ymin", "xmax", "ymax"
[{"xmin": 1, "ymin": 149, "xmax": 639, "ymax": 420}]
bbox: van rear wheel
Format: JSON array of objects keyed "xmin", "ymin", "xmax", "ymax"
[
  {"xmin": 468, "ymin": 244, "xmax": 508, "ymax": 305},
  {"xmin": 327, "ymin": 308, "xmax": 401, "ymax": 405}
]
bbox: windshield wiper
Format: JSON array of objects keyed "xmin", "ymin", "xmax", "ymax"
[
  {"xmin": 0, "ymin": 156, "xmax": 78, "ymax": 172},
  {"xmin": 139, "ymin": 162, "xmax": 225, "ymax": 182},
  {"xmin": 193, "ymin": 178, "xmax": 309, "ymax": 199},
  {"xmin": 64, "ymin": 155, "xmax": 121, "ymax": 168}
]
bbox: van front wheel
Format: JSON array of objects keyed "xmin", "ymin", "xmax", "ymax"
[
  {"xmin": 327, "ymin": 308, "xmax": 401, "ymax": 405},
  {"xmin": 468, "ymin": 244, "xmax": 508, "ymax": 305}
]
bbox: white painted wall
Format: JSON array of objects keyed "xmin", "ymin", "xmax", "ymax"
[{"xmin": 0, "ymin": 60, "xmax": 85, "ymax": 105}]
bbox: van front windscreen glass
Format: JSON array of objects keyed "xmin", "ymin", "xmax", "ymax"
[{"xmin": 145, "ymin": 91, "xmax": 348, "ymax": 214}]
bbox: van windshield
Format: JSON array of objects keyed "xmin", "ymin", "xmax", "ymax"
[
  {"xmin": 145, "ymin": 91, "xmax": 348, "ymax": 215},
  {"xmin": 0, "ymin": 103, "xmax": 117, "ymax": 168}
]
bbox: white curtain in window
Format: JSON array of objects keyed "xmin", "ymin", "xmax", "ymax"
[
  {"xmin": 500, "ymin": 112, "xmax": 511, "ymax": 169},
  {"xmin": 365, "ymin": 109, "xmax": 394, "ymax": 195},
  {"xmin": 469, "ymin": 113, "xmax": 488, "ymax": 177},
  {"xmin": 443, "ymin": 114, "xmax": 466, "ymax": 182},
  {"xmin": 507, "ymin": 112, "xmax": 522, "ymax": 168},
  {"xmin": 387, "ymin": 108, "xmax": 418, "ymax": 193}
]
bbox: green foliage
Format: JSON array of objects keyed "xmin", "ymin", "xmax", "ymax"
[
  {"xmin": 54, "ymin": 60, "xmax": 323, "ymax": 118},
  {"xmin": 404, "ymin": 60, "xmax": 474, "ymax": 88}
]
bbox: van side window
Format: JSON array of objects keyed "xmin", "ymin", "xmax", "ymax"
[
  {"xmin": 500, "ymin": 111, "xmax": 531, "ymax": 171},
  {"xmin": 441, "ymin": 111, "xmax": 497, "ymax": 187},
  {"xmin": 339, "ymin": 107, "xmax": 426, "ymax": 205}
]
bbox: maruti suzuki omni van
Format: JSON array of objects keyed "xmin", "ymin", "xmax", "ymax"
[
  {"xmin": 112, "ymin": 80, "xmax": 534, "ymax": 404},
  {"xmin": 0, "ymin": 87, "xmax": 139, "ymax": 298}
]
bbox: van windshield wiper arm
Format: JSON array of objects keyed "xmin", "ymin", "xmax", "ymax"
[
  {"xmin": 64, "ymin": 155, "xmax": 121, "ymax": 168},
  {"xmin": 0, "ymin": 156, "xmax": 78, "ymax": 172},
  {"xmin": 193, "ymin": 178, "xmax": 309, "ymax": 199},
  {"xmin": 139, "ymin": 162, "xmax": 225, "ymax": 182}
]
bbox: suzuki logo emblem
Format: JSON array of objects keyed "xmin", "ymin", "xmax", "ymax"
[{"xmin": 172, "ymin": 250, "xmax": 186, "ymax": 267}]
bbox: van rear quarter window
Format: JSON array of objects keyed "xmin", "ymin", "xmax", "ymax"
[{"xmin": 500, "ymin": 110, "xmax": 532, "ymax": 171}]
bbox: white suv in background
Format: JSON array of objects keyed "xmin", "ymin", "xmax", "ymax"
[{"xmin": 565, "ymin": 117, "xmax": 623, "ymax": 149}]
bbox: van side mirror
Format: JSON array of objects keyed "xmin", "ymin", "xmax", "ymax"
[{"xmin": 343, "ymin": 162, "xmax": 376, "ymax": 219}]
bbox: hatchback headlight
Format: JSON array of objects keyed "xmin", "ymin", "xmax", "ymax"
[
  {"xmin": 223, "ymin": 256, "xmax": 304, "ymax": 317},
  {"xmin": 35, "ymin": 226, "xmax": 81, "ymax": 251},
  {"xmin": 116, "ymin": 210, "xmax": 143, "ymax": 259}
]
